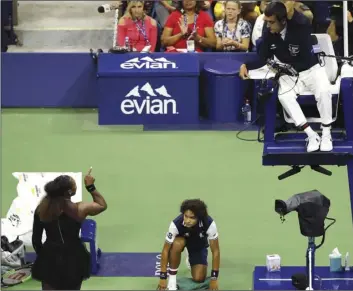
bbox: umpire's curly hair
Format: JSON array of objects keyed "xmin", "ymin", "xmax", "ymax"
[{"xmin": 180, "ymin": 199, "xmax": 208, "ymax": 221}]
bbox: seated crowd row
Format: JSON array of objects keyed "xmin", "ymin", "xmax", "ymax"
[{"xmin": 115, "ymin": 0, "xmax": 316, "ymax": 53}]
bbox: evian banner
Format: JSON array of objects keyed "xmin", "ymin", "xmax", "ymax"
[
  {"xmin": 120, "ymin": 57, "xmax": 178, "ymax": 70},
  {"xmin": 121, "ymin": 82, "xmax": 178, "ymax": 115},
  {"xmin": 97, "ymin": 53, "xmax": 200, "ymax": 125}
]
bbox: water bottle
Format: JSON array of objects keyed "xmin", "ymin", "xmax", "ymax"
[
  {"xmin": 124, "ymin": 37, "xmax": 130, "ymax": 51},
  {"xmin": 242, "ymin": 99, "xmax": 252, "ymax": 124}
]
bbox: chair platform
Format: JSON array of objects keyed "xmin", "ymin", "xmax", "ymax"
[
  {"xmin": 263, "ymin": 140, "xmax": 353, "ymax": 166},
  {"xmin": 253, "ymin": 266, "xmax": 353, "ymax": 290},
  {"xmin": 274, "ymin": 132, "xmax": 346, "ymax": 142}
]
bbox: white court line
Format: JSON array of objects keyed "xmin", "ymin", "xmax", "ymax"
[{"xmin": 259, "ymin": 278, "xmax": 353, "ymax": 281}]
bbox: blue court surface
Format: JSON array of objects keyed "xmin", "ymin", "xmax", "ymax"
[
  {"xmin": 26, "ymin": 252, "xmax": 162, "ymax": 277},
  {"xmin": 253, "ymin": 266, "xmax": 353, "ymax": 290},
  {"xmin": 27, "ymin": 252, "xmax": 353, "ymax": 290}
]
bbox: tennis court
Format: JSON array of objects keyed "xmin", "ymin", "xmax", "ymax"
[{"xmin": 2, "ymin": 108, "xmax": 352, "ymax": 290}]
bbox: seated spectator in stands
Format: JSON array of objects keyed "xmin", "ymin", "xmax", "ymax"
[
  {"xmin": 117, "ymin": 1, "xmax": 158, "ymax": 52},
  {"xmin": 214, "ymin": 0, "xmax": 251, "ymax": 52},
  {"xmin": 120, "ymin": 0, "xmax": 154, "ymax": 17},
  {"xmin": 202, "ymin": 1, "xmax": 214, "ymax": 19},
  {"xmin": 289, "ymin": 1, "xmax": 314, "ymax": 23},
  {"xmin": 214, "ymin": 0, "xmax": 260, "ymax": 22},
  {"xmin": 252, "ymin": 0, "xmax": 313, "ymax": 49},
  {"xmin": 161, "ymin": 0, "xmax": 216, "ymax": 52},
  {"xmin": 240, "ymin": 2, "xmax": 259, "ymax": 27},
  {"xmin": 214, "ymin": 1, "xmax": 225, "ymax": 21},
  {"xmin": 259, "ymin": 0, "xmax": 271, "ymax": 14},
  {"xmin": 251, "ymin": 1, "xmax": 270, "ymax": 48},
  {"xmin": 281, "ymin": 0, "xmax": 313, "ymax": 23},
  {"xmin": 156, "ymin": 1, "xmax": 214, "ymax": 28},
  {"xmin": 155, "ymin": 1, "xmax": 177, "ymax": 28},
  {"xmin": 327, "ymin": 6, "xmax": 353, "ymax": 57}
]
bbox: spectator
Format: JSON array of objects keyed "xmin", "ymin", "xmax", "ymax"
[
  {"xmin": 240, "ymin": 2, "xmax": 259, "ymax": 27},
  {"xmin": 251, "ymin": 1, "xmax": 271, "ymax": 48},
  {"xmin": 201, "ymin": 1, "xmax": 214, "ymax": 19},
  {"xmin": 156, "ymin": 1, "xmax": 214, "ymax": 28},
  {"xmin": 258, "ymin": 0, "xmax": 269, "ymax": 14},
  {"xmin": 155, "ymin": 1, "xmax": 178, "ymax": 28},
  {"xmin": 283, "ymin": 0, "xmax": 313, "ymax": 24},
  {"xmin": 252, "ymin": 0, "xmax": 313, "ymax": 49},
  {"xmin": 214, "ymin": 0, "xmax": 260, "ymax": 22},
  {"xmin": 327, "ymin": 4, "xmax": 353, "ymax": 57},
  {"xmin": 117, "ymin": 0, "xmax": 158, "ymax": 52},
  {"xmin": 214, "ymin": 0, "xmax": 251, "ymax": 51},
  {"xmin": 214, "ymin": 1, "xmax": 225, "ymax": 21},
  {"xmin": 119, "ymin": 0, "xmax": 154, "ymax": 17},
  {"xmin": 161, "ymin": 0, "xmax": 216, "ymax": 52}
]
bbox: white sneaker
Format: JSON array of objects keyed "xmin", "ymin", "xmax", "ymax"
[
  {"xmin": 167, "ymin": 285, "xmax": 178, "ymax": 290},
  {"xmin": 320, "ymin": 134, "xmax": 333, "ymax": 152},
  {"xmin": 306, "ymin": 134, "xmax": 321, "ymax": 152}
]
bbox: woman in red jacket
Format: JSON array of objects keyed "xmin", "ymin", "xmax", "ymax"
[
  {"xmin": 161, "ymin": 0, "xmax": 217, "ymax": 52},
  {"xmin": 117, "ymin": 1, "xmax": 158, "ymax": 52}
]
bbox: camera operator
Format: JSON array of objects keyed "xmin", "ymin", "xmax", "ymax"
[{"xmin": 239, "ymin": 2, "xmax": 333, "ymax": 153}]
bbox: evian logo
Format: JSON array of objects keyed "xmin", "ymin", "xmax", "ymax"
[
  {"xmin": 120, "ymin": 57, "xmax": 178, "ymax": 70},
  {"xmin": 121, "ymin": 82, "xmax": 178, "ymax": 115}
]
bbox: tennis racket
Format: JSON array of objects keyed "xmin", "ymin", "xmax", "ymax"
[{"xmin": 1, "ymin": 263, "xmax": 33, "ymax": 288}]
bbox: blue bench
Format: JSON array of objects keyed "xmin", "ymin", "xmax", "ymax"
[{"xmin": 81, "ymin": 219, "xmax": 102, "ymax": 275}]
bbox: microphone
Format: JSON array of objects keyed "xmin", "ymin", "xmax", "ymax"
[{"xmin": 98, "ymin": 3, "xmax": 119, "ymax": 13}]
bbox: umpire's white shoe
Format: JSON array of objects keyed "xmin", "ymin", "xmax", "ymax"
[
  {"xmin": 306, "ymin": 134, "xmax": 321, "ymax": 152},
  {"xmin": 320, "ymin": 133, "xmax": 333, "ymax": 152}
]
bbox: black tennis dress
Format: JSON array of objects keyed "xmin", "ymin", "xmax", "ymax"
[{"xmin": 31, "ymin": 211, "xmax": 91, "ymax": 289}]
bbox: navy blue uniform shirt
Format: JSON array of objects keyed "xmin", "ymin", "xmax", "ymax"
[
  {"xmin": 248, "ymin": 10, "xmax": 318, "ymax": 72},
  {"xmin": 165, "ymin": 214, "xmax": 218, "ymax": 251}
]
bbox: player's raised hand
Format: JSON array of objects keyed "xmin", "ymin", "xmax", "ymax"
[{"xmin": 84, "ymin": 167, "xmax": 95, "ymax": 186}]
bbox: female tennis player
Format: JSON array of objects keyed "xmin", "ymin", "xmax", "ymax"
[
  {"xmin": 31, "ymin": 168, "xmax": 107, "ymax": 290},
  {"xmin": 157, "ymin": 199, "xmax": 220, "ymax": 290}
]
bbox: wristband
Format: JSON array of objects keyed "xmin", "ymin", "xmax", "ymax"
[
  {"xmin": 160, "ymin": 272, "xmax": 168, "ymax": 280},
  {"xmin": 211, "ymin": 270, "xmax": 219, "ymax": 280},
  {"xmin": 86, "ymin": 184, "xmax": 96, "ymax": 193}
]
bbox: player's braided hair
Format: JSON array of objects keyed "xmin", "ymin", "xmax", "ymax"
[
  {"xmin": 180, "ymin": 199, "xmax": 208, "ymax": 221},
  {"xmin": 37, "ymin": 175, "xmax": 74, "ymax": 222}
]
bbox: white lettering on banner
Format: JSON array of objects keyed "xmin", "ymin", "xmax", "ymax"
[
  {"xmin": 155, "ymin": 254, "xmax": 170, "ymax": 276},
  {"xmin": 121, "ymin": 97, "xmax": 177, "ymax": 115},
  {"xmin": 121, "ymin": 82, "xmax": 179, "ymax": 115},
  {"xmin": 121, "ymin": 62, "xmax": 177, "ymax": 70},
  {"xmin": 120, "ymin": 57, "xmax": 178, "ymax": 70}
]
